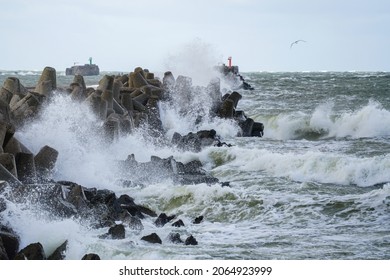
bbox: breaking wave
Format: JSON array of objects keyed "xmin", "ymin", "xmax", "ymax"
[{"xmin": 262, "ymin": 100, "xmax": 390, "ymax": 140}]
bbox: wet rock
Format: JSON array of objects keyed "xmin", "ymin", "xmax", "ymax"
[
  {"xmin": 112, "ymin": 79, "xmax": 122, "ymax": 102},
  {"xmin": 34, "ymin": 80, "xmax": 53, "ymax": 96},
  {"xmin": 121, "ymin": 91, "xmax": 134, "ymax": 111},
  {"xmin": 10, "ymin": 92, "xmax": 43, "ymax": 125},
  {"xmin": 0, "ymin": 77, "xmax": 28, "ymax": 104},
  {"xmin": 238, "ymin": 117, "xmax": 254, "ymax": 137},
  {"xmin": 185, "ymin": 235, "xmax": 198, "ymax": 245},
  {"xmin": 34, "ymin": 66, "xmax": 56, "ymax": 95},
  {"xmin": 114, "ymin": 194, "xmax": 144, "ymax": 218},
  {"xmin": 97, "ymin": 75, "xmax": 114, "ymax": 92},
  {"xmin": 73, "ymin": 75, "xmax": 87, "ymax": 92},
  {"xmin": 172, "ymin": 219, "xmax": 185, "ymax": 227},
  {"xmin": 141, "ymin": 233, "xmax": 162, "ymax": 244},
  {"xmin": 251, "ymin": 122, "xmax": 264, "ymax": 137},
  {"xmin": 85, "ymin": 92, "xmax": 107, "ymax": 120},
  {"xmin": 130, "ymin": 71, "xmax": 149, "ymax": 88},
  {"xmin": 69, "ymin": 82, "xmax": 86, "ymax": 101},
  {"xmin": 101, "ymin": 90, "xmax": 114, "ymax": 111},
  {"xmin": 3, "ymin": 136, "xmax": 31, "ymax": 156},
  {"xmin": 183, "ymin": 160, "xmax": 205, "ymax": 174},
  {"xmin": 0, "ymin": 120, "xmax": 15, "ymax": 148},
  {"xmin": 14, "ymin": 242, "xmax": 46, "ymax": 260},
  {"xmin": 128, "ymin": 216, "xmax": 144, "ymax": 231},
  {"xmin": 168, "ymin": 232, "xmax": 183, "ymax": 244},
  {"xmin": 0, "ymin": 236, "xmax": 8, "ymax": 260},
  {"xmin": 10, "ymin": 183, "xmax": 79, "ymax": 218},
  {"xmin": 193, "ymin": 216, "xmax": 203, "ymax": 224},
  {"xmin": 146, "ymin": 97, "xmax": 163, "ymax": 134},
  {"xmin": 226, "ymin": 91, "xmax": 242, "ymax": 109},
  {"xmin": 108, "ymin": 224, "xmax": 125, "ymax": 239},
  {"xmin": 47, "ymin": 240, "xmax": 68, "ymax": 260},
  {"xmin": 0, "ymin": 98, "xmax": 11, "ymax": 123},
  {"xmin": 0, "ymin": 225, "xmax": 20, "ymax": 259},
  {"xmin": 15, "ymin": 152, "xmax": 36, "ymax": 183},
  {"xmin": 155, "ymin": 213, "xmax": 176, "ymax": 227},
  {"xmin": 82, "ymin": 253, "xmax": 100, "ymax": 260},
  {"xmin": 0, "ymin": 164, "xmax": 22, "ymax": 187},
  {"xmin": 137, "ymin": 205, "xmax": 157, "ymax": 218},
  {"xmin": 82, "ymin": 186, "xmax": 116, "ymax": 206},
  {"xmin": 0, "ymin": 153, "xmax": 18, "ymax": 177},
  {"xmin": 66, "ymin": 183, "xmax": 89, "ymax": 211},
  {"xmin": 218, "ymin": 98, "xmax": 234, "ymax": 118},
  {"xmin": 103, "ymin": 114, "xmax": 120, "ymax": 142},
  {"xmin": 172, "ymin": 130, "xmax": 219, "ymax": 152},
  {"xmin": 174, "ymin": 174, "xmax": 219, "ymax": 185},
  {"xmin": 171, "ymin": 132, "xmax": 201, "ymax": 152},
  {"xmin": 162, "ymin": 71, "xmax": 175, "ymax": 92},
  {"xmin": 34, "ymin": 145, "xmax": 59, "ymax": 178}
]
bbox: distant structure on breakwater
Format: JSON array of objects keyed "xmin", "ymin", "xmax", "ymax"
[
  {"xmin": 215, "ymin": 57, "xmax": 254, "ymax": 90},
  {"xmin": 65, "ymin": 57, "xmax": 100, "ymax": 76}
]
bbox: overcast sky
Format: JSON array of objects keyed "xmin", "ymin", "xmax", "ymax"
[{"xmin": 1, "ymin": 0, "xmax": 389, "ymax": 72}]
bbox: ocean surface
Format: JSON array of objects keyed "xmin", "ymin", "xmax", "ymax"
[{"xmin": 0, "ymin": 70, "xmax": 389, "ymax": 260}]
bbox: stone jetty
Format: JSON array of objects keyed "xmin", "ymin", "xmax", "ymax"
[{"xmin": 0, "ymin": 65, "xmax": 263, "ymax": 259}]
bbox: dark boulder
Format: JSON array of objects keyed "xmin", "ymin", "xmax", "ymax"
[
  {"xmin": 251, "ymin": 122, "xmax": 264, "ymax": 137},
  {"xmin": 113, "ymin": 194, "xmax": 144, "ymax": 219},
  {"xmin": 35, "ymin": 66, "xmax": 57, "ymax": 94},
  {"xmin": 0, "ymin": 236, "xmax": 8, "ymax": 260},
  {"xmin": 183, "ymin": 160, "xmax": 204, "ymax": 174},
  {"xmin": 184, "ymin": 235, "xmax": 198, "ymax": 246},
  {"xmin": 15, "ymin": 152, "xmax": 36, "ymax": 183},
  {"xmin": 141, "ymin": 233, "xmax": 162, "ymax": 244},
  {"xmin": 0, "ymin": 120, "xmax": 15, "ymax": 148},
  {"xmin": 0, "ymin": 225, "xmax": 20, "ymax": 259},
  {"xmin": 0, "ymin": 159, "xmax": 22, "ymax": 187},
  {"xmin": 172, "ymin": 130, "xmax": 219, "ymax": 152},
  {"xmin": 14, "ymin": 242, "xmax": 46, "ymax": 260},
  {"xmin": 65, "ymin": 183, "xmax": 89, "ymax": 211},
  {"xmin": 82, "ymin": 253, "xmax": 101, "ymax": 260},
  {"xmin": 128, "ymin": 216, "xmax": 144, "ymax": 231},
  {"xmin": 47, "ymin": 240, "xmax": 68, "ymax": 260},
  {"xmin": 168, "ymin": 233, "xmax": 183, "ymax": 244},
  {"xmin": 137, "ymin": 205, "xmax": 157, "ymax": 218},
  {"xmin": 0, "ymin": 153, "xmax": 18, "ymax": 177},
  {"xmin": 108, "ymin": 224, "xmax": 126, "ymax": 239},
  {"xmin": 10, "ymin": 92, "xmax": 43, "ymax": 125},
  {"xmin": 0, "ymin": 77, "xmax": 28, "ymax": 104},
  {"xmin": 155, "ymin": 213, "xmax": 176, "ymax": 227},
  {"xmin": 193, "ymin": 215, "xmax": 204, "ymax": 224},
  {"xmin": 10, "ymin": 184, "xmax": 78, "ymax": 218},
  {"xmin": 238, "ymin": 117, "xmax": 254, "ymax": 137},
  {"xmin": 34, "ymin": 145, "xmax": 59, "ymax": 179},
  {"xmin": 218, "ymin": 99, "xmax": 234, "ymax": 118},
  {"xmin": 172, "ymin": 219, "xmax": 185, "ymax": 227}
]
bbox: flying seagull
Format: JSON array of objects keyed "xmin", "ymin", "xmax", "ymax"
[{"xmin": 290, "ymin": 40, "xmax": 306, "ymax": 49}]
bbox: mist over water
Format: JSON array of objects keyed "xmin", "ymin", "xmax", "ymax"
[{"xmin": 164, "ymin": 39, "xmax": 224, "ymax": 86}]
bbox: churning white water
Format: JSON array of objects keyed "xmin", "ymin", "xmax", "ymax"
[{"xmin": 1, "ymin": 70, "xmax": 390, "ymax": 260}]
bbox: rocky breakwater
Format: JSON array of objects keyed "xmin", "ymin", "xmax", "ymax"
[{"xmin": 0, "ymin": 66, "xmax": 263, "ymax": 259}]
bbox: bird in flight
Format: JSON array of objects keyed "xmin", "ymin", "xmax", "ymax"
[{"xmin": 290, "ymin": 40, "xmax": 307, "ymax": 49}]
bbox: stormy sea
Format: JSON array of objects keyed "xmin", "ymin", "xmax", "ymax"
[{"xmin": 0, "ymin": 69, "xmax": 389, "ymax": 260}]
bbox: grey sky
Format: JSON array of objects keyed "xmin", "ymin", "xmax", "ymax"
[{"xmin": 1, "ymin": 0, "xmax": 389, "ymax": 72}]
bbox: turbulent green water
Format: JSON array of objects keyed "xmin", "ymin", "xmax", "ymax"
[{"xmin": 1, "ymin": 70, "xmax": 389, "ymax": 259}]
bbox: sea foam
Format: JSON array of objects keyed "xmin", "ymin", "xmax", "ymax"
[{"xmin": 262, "ymin": 100, "xmax": 390, "ymax": 140}]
